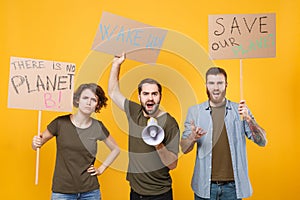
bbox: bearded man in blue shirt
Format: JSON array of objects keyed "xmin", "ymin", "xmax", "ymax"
[{"xmin": 180, "ymin": 67, "xmax": 267, "ymax": 200}]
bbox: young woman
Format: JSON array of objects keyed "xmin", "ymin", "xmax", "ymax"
[{"xmin": 32, "ymin": 83, "xmax": 120, "ymax": 200}]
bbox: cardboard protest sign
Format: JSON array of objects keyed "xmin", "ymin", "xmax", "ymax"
[
  {"xmin": 91, "ymin": 11, "xmax": 168, "ymax": 63},
  {"xmin": 208, "ymin": 13, "xmax": 276, "ymax": 59},
  {"xmin": 8, "ymin": 56, "xmax": 76, "ymax": 112}
]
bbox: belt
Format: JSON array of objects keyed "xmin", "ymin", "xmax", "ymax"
[{"xmin": 211, "ymin": 180, "xmax": 234, "ymax": 185}]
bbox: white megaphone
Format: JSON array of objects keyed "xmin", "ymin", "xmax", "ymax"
[{"xmin": 142, "ymin": 117, "xmax": 165, "ymax": 146}]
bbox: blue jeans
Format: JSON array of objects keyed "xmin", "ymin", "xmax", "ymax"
[
  {"xmin": 194, "ymin": 182, "xmax": 241, "ymax": 200},
  {"xmin": 51, "ymin": 189, "xmax": 101, "ymax": 200}
]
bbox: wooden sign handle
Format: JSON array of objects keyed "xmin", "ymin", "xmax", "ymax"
[
  {"xmin": 240, "ymin": 59, "xmax": 244, "ymax": 121},
  {"xmin": 35, "ymin": 110, "xmax": 42, "ymax": 185}
]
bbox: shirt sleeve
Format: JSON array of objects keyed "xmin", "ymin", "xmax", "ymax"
[
  {"xmin": 124, "ymin": 99, "xmax": 140, "ymax": 119},
  {"xmin": 99, "ymin": 121, "xmax": 110, "ymax": 139},
  {"xmin": 163, "ymin": 115, "xmax": 180, "ymax": 155},
  {"xmin": 182, "ymin": 107, "xmax": 194, "ymax": 139},
  {"xmin": 243, "ymin": 108, "xmax": 255, "ymax": 140},
  {"xmin": 47, "ymin": 116, "xmax": 61, "ymax": 136}
]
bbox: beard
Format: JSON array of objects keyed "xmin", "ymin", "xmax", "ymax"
[
  {"xmin": 206, "ymin": 87, "xmax": 226, "ymax": 105},
  {"xmin": 141, "ymin": 100, "xmax": 160, "ymax": 116}
]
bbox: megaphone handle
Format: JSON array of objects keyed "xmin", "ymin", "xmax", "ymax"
[{"xmin": 155, "ymin": 143, "xmax": 164, "ymax": 150}]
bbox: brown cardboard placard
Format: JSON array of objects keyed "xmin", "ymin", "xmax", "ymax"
[
  {"xmin": 92, "ymin": 12, "xmax": 168, "ymax": 63},
  {"xmin": 8, "ymin": 56, "xmax": 75, "ymax": 112},
  {"xmin": 208, "ymin": 13, "xmax": 276, "ymax": 59}
]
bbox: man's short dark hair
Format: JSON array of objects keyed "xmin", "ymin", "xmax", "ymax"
[
  {"xmin": 206, "ymin": 67, "xmax": 227, "ymax": 83},
  {"xmin": 138, "ymin": 78, "xmax": 162, "ymax": 95}
]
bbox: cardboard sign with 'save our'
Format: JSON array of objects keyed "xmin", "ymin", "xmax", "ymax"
[{"xmin": 208, "ymin": 13, "xmax": 276, "ymax": 59}]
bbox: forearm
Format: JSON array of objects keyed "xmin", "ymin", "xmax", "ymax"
[
  {"xmin": 156, "ymin": 144, "xmax": 178, "ymax": 170},
  {"xmin": 180, "ymin": 137, "xmax": 196, "ymax": 154},
  {"xmin": 108, "ymin": 63, "xmax": 121, "ymax": 97},
  {"xmin": 98, "ymin": 147, "xmax": 120, "ymax": 174},
  {"xmin": 108, "ymin": 62, "xmax": 126, "ymax": 110},
  {"xmin": 245, "ymin": 116, "xmax": 267, "ymax": 146}
]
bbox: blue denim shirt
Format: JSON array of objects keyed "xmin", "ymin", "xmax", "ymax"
[{"xmin": 182, "ymin": 99, "xmax": 257, "ymax": 199}]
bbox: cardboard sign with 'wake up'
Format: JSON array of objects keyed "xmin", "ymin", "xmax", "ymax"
[{"xmin": 91, "ymin": 11, "xmax": 168, "ymax": 63}]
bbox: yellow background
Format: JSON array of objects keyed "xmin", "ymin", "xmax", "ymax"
[{"xmin": 1, "ymin": 0, "xmax": 299, "ymax": 199}]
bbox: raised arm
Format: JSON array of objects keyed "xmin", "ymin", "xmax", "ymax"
[
  {"xmin": 239, "ymin": 100, "xmax": 267, "ymax": 147},
  {"xmin": 108, "ymin": 53, "xmax": 126, "ymax": 111}
]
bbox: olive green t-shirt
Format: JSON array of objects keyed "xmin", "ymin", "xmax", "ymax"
[
  {"xmin": 211, "ymin": 104, "xmax": 234, "ymax": 181},
  {"xmin": 47, "ymin": 114, "xmax": 109, "ymax": 193},
  {"xmin": 124, "ymin": 99, "xmax": 180, "ymax": 195}
]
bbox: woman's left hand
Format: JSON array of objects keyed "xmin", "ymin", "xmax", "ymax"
[{"xmin": 87, "ymin": 165, "xmax": 101, "ymax": 176}]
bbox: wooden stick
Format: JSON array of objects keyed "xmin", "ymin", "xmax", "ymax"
[
  {"xmin": 35, "ymin": 110, "xmax": 42, "ymax": 185},
  {"xmin": 240, "ymin": 59, "xmax": 244, "ymax": 121}
]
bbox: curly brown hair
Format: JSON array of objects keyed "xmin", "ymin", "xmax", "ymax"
[{"xmin": 73, "ymin": 83, "xmax": 108, "ymax": 113}]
